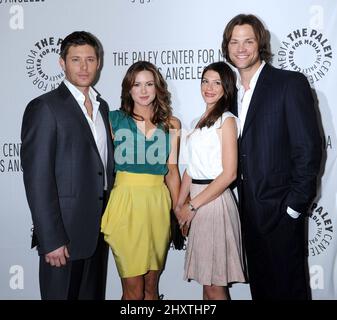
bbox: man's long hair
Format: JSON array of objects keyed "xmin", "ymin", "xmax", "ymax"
[{"xmin": 222, "ymin": 14, "xmax": 273, "ymax": 64}]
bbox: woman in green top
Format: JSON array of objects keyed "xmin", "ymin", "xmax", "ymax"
[{"xmin": 101, "ymin": 61, "xmax": 181, "ymax": 300}]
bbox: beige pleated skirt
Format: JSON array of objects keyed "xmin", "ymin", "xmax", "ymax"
[{"xmin": 184, "ymin": 184, "xmax": 246, "ymax": 286}]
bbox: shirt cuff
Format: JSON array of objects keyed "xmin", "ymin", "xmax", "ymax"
[{"xmin": 287, "ymin": 206, "xmax": 301, "ymax": 219}]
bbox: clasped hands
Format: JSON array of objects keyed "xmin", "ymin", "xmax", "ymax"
[{"xmin": 174, "ymin": 203, "xmax": 196, "ymax": 237}]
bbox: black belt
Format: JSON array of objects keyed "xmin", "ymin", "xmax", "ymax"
[{"xmin": 192, "ymin": 179, "xmax": 213, "ymax": 185}]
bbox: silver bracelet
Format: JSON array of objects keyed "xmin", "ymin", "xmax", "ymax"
[{"xmin": 188, "ymin": 201, "xmax": 197, "ymax": 212}]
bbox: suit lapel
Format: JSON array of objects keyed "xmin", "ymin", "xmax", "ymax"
[
  {"xmin": 98, "ymin": 97, "xmax": 114, "ymax": 188},
  {"xmin": 98, "ymin": 99, "xmax": 110, "ymax": 142},
  {"xmin": 57, "ymin": 83, "xmax": 103, "ymax": 165},
  {"xmin": 232, "ymin": 89, "xmax": 239, "ymax": 117},
  {"xmin": 241, "ymin": 64, "xmax": 271, "ymax": 139}
]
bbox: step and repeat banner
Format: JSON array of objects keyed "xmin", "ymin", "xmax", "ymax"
[{"xmin": 1, "ymin": 0, "xmax": 336, "ymax": 299}]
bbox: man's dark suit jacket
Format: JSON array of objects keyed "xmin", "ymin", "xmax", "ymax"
[
  {"xmin": 233, "ymin": 64, "xmax": 322, "ymax": 234},
  {"xmin": 21, "ymin": 82, "xmax": 114, "ymax": 260}
]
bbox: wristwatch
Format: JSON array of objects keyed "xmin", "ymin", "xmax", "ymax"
[{"xmin": 188, "ymin": 201, "xmax": 197, "ymax": 212}]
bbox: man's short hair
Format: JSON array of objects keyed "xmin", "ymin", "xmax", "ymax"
[{"xmin": 60, "ymin": 31, "xmax": 101, "ymax": 60}]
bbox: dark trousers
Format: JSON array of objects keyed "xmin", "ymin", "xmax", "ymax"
[
  {"xmin": 39, "ymin": 233, "xmax": 109, "ymax": 300},
  {"xmin": 242, "ymin": 212, "xmax": 310, "ymax": 300},
  {"xmin": 39, "ymin": 191, "xmax": 109, "ymax": 300}
]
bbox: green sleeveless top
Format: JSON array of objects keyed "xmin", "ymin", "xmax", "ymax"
[{"xmin": 110, "ymin": 110, "xmax": 170, "ymax": 175}]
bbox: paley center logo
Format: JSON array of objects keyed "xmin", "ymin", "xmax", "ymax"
[
  {"xmin": 308, "ymin": 202, "xmax": 333, "ymax": 257},
  {"xmin": 26, "ymin": 36, "xmax": 64, "ymax": 92},
  {"xmin": 277, "ymin": 28, "xmax": 332, "ymax": 83}
]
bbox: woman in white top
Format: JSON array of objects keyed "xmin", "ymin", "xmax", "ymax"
[{"xmin": 175, "ymin": 62, "xmax": 246, "ymax": 300}]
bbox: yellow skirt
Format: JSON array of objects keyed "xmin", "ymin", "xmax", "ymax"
[{"xmin": 101, "ymin": 171, "xmax": 171, "ymax": 278}]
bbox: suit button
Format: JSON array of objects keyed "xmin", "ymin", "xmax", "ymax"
[
  {"xmin": 98, "ymin": 172, "xmax": 103, "ymax": 176},
  {"xmin": 99, "ymin": 196, "xmax": 103, "ymax": 200}
]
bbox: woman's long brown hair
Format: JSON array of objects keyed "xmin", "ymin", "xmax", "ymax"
[
  {"xmin": 196, "ymin": 61, "xmax": 236, "ymax": 129},
  {"xmin": 120, "ymin": 60, "xmax": 172, "ymax": 132}
]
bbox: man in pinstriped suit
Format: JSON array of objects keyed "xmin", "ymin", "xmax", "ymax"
[{"xmin": 222, "ymin": 14, "xmax": 322, "ymax": 299}]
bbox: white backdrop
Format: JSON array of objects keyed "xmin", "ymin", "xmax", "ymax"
[{"xmin": 1, "ymin": 0, "xmax": 336, "ymax": 300}]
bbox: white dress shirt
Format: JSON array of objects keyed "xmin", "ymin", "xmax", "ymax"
[
  {"xmin": 64, "ymin": 79, "xmax": 108, "ymax": 190},
  {"xmin": 236, "ymin": 61, "xmax": 265, "ymax": 134}
]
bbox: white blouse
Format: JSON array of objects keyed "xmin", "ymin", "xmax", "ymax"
[{"xmin": 185, "ymin": 111, "xmax": 240, "ymax": 179}]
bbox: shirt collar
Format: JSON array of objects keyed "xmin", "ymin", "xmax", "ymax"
[
  {"xmin": 63, "ymin": 79, "xmax": 98, "ymax": 103},
  {"xmin": 63, "ymin": 79, "xmax": 100, "ymax": 121},
  {"xmin": 235, "ymin": 60, "xmax": 266, "ymax": 90}
]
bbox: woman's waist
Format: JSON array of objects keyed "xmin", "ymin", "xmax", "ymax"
[
  {"xmin": 114, "ymin": 170, "xmax": 165, "ymax": 186},
  {"xmin": 191, "ymin": 178, "xmax": 214, "ymax": 185},
  {"xmin": 187, "ymin": 162, "xmax": 222, "ymax": 180}
]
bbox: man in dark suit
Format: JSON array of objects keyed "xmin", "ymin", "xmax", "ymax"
[
  {"xmin": 21, "ymin": 31, "xmax": 114, "ymax": 300},
  {"xmin": 221, "ymin": 14, "xmax": 322, "ymax": 299}
]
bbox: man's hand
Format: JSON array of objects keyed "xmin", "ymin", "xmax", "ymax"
[{"xmin": 45, "ymin": 245, "xmax": 70, "ymax": 267}]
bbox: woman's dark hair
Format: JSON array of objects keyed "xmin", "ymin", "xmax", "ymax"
[
  {"xmin": 60, "ymin": 31, "xmax": 100, "ymax": 60},
  {"xmin": 196, "ymin": 61, "xmax": 236, "ymax": 129},
  {"xmin": 120, "ymin": 60, "xmax": 172, "ymax": 132},
  {"xmin": 221, "ymin": 14, "xmax": 272, "ymax": 64}
]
